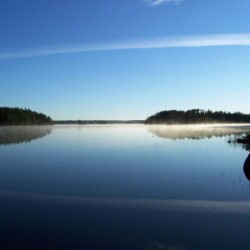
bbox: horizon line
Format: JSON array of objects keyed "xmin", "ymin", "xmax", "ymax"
[{"xmin": 1, "ymin": 33, "xmax": 250, "ymax": 60}]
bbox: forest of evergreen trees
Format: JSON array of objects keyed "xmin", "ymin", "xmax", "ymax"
[
  {"xmin": 0, "ymin": 107, "xmax": 52, "ymax": 125},
  {"xmin": 145, "ymin": 109, "xmax": 250, "ymax": 124}
]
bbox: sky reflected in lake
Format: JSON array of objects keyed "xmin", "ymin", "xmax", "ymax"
[{"xmin": 0, "ymin": 125, "xmax": 250, "ymax": 249}]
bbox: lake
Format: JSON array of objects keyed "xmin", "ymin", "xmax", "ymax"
[{"xmin": 0, "ymin": 124, "xmax": 250, "ymax": 250}]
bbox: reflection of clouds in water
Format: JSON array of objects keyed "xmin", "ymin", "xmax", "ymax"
[
  {"xmin": 147, "ymin": 124, "xmax": 250, "ymax": 140},
  {"xmin": 146, "ymin": 242, "xmax": 187, "ymax": 250},
  {"xmin": 1, "ymin": 190, "xmax": 250, "ymax": 214},
  {"xmin": 0, "ymin": 126, "xmax": 53, "ymax": 145}
]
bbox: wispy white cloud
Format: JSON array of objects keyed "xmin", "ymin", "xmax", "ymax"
[
  {"xmin": 1, "ymin": 33, "xmax": 250, "ymax": 60},
  {"xmin": 144, "ymin": 0, "xmax": 183, "ymax": 6}
]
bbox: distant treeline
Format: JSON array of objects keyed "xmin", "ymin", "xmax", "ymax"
[
  {"xmin": 53, "ymin": 120, "xmax": 144, "ymax": 125},
  {"xmin": 145, "ymin": 109, "xmax": 250, "ymax": 124},
  {"xmin": 0, "ymin": 107, "xmax": 52, "ymax": 125}
]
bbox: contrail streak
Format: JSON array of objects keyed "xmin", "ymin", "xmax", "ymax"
[
  {"xmin": 1, "ymin": 33, "xmax": 250, "ymax": 60},
  {"xmin": 145, "ymin": 0, "xmax": 183, "ymax": 6}
]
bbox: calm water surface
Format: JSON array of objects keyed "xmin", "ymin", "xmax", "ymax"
[{"xmin": 0, "ymin": 125, "xmax": 250, "ymax": 250}]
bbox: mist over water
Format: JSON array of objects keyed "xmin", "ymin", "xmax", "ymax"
[{"xmin": 147, "ymin": 124, "xmax": 250, "ymax": 140}]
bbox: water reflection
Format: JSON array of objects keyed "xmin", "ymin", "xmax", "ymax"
[
  {"xmin": 147, "ymin": 125, "xmax": 250, "ymax": 185},
  {"xmin": 1, "ymin": 125, "xmax": 250, "ymax": 249},
  {"xmin": 240, "ymin": 135, "xmax": 250, "ymax": 151},
  {"xmin": 0, "ymin": 126, "xmax": 52, "ymax": 145},
  {"xmin": 1, "ymin": 190, "xmax": 250, "ymax": 214},
  {"xmin": 147, "ymin": 124, "xmax": 250, "ymax": 140}
]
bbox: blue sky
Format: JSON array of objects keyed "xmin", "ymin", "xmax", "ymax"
[{"xmin": 1, "ymin": 0, "xmax": 250, "ymax": 120}]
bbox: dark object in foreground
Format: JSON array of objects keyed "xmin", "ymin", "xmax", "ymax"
[{"xmin": 243, "ymin": 154, "xmax": 250, "ymax": 181}]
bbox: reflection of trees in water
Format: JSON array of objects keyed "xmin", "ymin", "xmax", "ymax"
[
  {"xmin": 0, "ymin": 126, "xmax": 52, "ymax": 145},
  {"xmin": 244, "ymin": 143, "xmax": 250, "ymax": 151},
  {"xmin": 238, "ymin": 134, "xmax": 250, "ymax": 151},
  {"xmin": 147, "ymin": 125, "xmax": 250, "ymax": 140}
]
